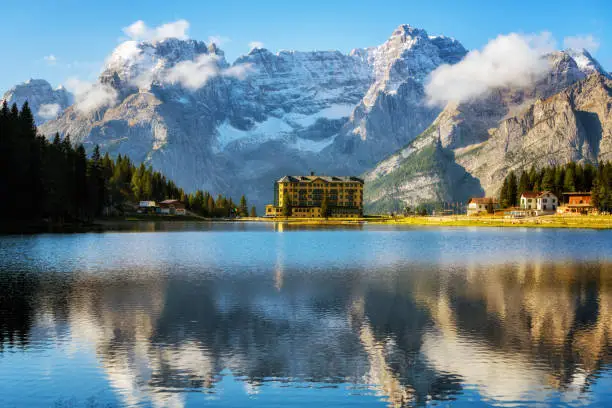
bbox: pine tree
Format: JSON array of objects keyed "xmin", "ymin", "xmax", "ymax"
[
  {"xmin": 500, "ymin": 177, "xmax": 509, "ymax": 208},
  {"xmin": 320, "ymin": 195, "xmax": 329, "ymax": 218},
  {"xmin": 563, "ymin": 166, "xmax": 576, "ymax": 193},
  {"xmin": 518, "ymin": 172, "xmax": 530, "ymax": 198},
  {"xmin": 250, "ymin": 206, "xmax": 257, "ymax": 217},
  {"xmin": 239, "ymin": 195, "xmax": 248, "ymax": 217},
  {"xmin": 507, "ymin": 171, "xmax": 518, "ymax": 207},
  {"xmin": 207, "ymin": 195, "xmax": 215, "ymax": 216},
  {"xmin": 282, "ymin": 197, "xmax": 292, "ymax": 217},
  {"xmin": 74, "ymin": 145, "xmax": 88, "ymax": 220},
  {"xmin": 541, "ymin": 167, "xmax": 555, "ymax": 192}
]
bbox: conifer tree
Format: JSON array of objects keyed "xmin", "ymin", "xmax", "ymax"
[
  {"xmin": 250, "ymin": 206, "xmax": 257, "ymax": 217},
  {"xmin": 207, "ymin": 195, "xmax": 215, "ymax": 215},
  {"xmin": 239, "ymin": 195, "xmax": 248, "ymax": 217},
  {"xmin": 563, "ymin": 166, "xmax": 576, "ymax": 193},
  {"xmin": 518, "ymin": 172, "xmax": 530, "ymax": 198},
  {"xmin": 320, "ymin": 195, "xmax": 329, "ymax": 218}
]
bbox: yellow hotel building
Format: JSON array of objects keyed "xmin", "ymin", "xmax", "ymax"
[{"xmin": 265, "ymin": 174, "xmax": 364, "ymax": 218}]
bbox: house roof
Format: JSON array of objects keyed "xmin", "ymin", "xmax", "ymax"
[
  {"xmin": 277, "ymin": 175, "xmax": 364, "ymax": 184},
  {"xmin": 563, "ymin": 192, "xmax": 592, "ymax": 196},
  {"xmin": 469, "ymin": 197, "xmax": 498, "ymax": 204},
  {"xmin": 521, "ymin": 192, "xmax": 539, "ymax": 198},
  {"xmin": 537, "ymin": 190, "xmax": 556, "ymax": 197},
  {"xmin": 159, "ymin": 199, "xmax": 185, "ymax": 208}
]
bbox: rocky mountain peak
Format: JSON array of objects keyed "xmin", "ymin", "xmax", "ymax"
[
  {"xmin": 1, "ymin": 78, "xmax": 73, "ymax": 124},
  {"xmin": 100, "ymin": 38, "xmax": 226, "ymax": 91},
  {"xmin": 564, "ymin": 48, "xmax": 610, "ymax": 77}
]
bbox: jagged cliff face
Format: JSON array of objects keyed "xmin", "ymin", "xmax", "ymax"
[
  {"xmin": 327, "ymin": 26, "xmax": 466, "ymax": 170},
  {"xmin": 31, "ymin": 25, "xmax": 465, "ymax": 206},
  {"xmin": 1, "ymin": 79, "xmax": 73, "ymax": 125},
  {"xmin": 364, "ymin": 50, "xmax": 611, "ymax": 212},
  {"xmin": 460, "ymin": 74, "xmax": 612, "ymax": 196}
]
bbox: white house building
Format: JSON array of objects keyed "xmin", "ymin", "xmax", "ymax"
[
  {"xmin": 520, "ymin": 192, "xmax": 538, "ymax": 210},
  {"xmin": 536, "ymin": 191, "xmax": 558, "ymax": 212},
  {"xmin": 520, "ymin": 191, "xmax": 558, "ymax": 214}
]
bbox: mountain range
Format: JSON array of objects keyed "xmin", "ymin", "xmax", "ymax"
[{"xmin": 2, "ymin": 25, "xmax": 610, "ymax": 211}]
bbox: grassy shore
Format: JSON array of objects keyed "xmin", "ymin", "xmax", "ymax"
[{"xmin": 248, "ymin": 214, "xmax": 612, "ymax": 229}]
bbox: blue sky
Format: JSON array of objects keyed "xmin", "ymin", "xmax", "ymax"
[{"xmin": 1, "ymin": 0, "xmax": 610, "ymax": 92}]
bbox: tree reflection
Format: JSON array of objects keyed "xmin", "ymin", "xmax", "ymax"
[{"xmin": 0, "ymin": 261, "xmax": 610, "ymax": 407}]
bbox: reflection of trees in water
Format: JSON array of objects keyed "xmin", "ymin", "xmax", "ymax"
[
  {"xmin": 1, "ymin": 261, "xmax": 611, "ymax": 407},
  {"xmin": 0, "ymin": 271, "xmax": 38, "ymax": 349}
]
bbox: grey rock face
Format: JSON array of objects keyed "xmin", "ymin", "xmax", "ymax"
[
  {"xmin": 35, "ymin": 25, "xmax": 467, "ymax": 208},
  {"xmin": 364, "ymin": 66, "xmax": 612, "ymax": 211},
  {"xmin": 327, "ymin": 25, "xmax": 467, "ymax": 171},
  {"xmin": 1, "ymin": 79, "xmax": 73, "ymax": 125}
]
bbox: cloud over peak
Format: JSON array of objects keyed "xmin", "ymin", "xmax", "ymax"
[
  {"xmin": 249, "ymin": 41, "xmax": 265, "ymax": 51},
  {"xmin": 123, "ymin": 19, "xmax": 190, "ymax": 43},
  {"xmin": 164, "ymin": 55, "xmax": 253, "ymax": 90},
  {"xmin": 38, "ymin": 103, "xmax": 61, "ymax": 120},
  {"xmin": 425, "ymin": 32, "xmax": 556, "ymax": 106},
  {"xmin": 563, "ymin": 35, "xmax": 600, "ymax": 54},
  {"xmin": 64, "ymin": 78, "xmax": 118, "ymax": 114}
]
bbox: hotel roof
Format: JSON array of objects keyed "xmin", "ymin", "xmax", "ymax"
[{"xmin": 277, "ymin": 175, "xmax": 364, "ymax": 183}]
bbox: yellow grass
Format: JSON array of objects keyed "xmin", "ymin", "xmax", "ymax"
[{"xmin": 245, "ymin": 214, "xmax": 612, "ymax": 229}]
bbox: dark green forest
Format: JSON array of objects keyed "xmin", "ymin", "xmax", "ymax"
[
  {"xmin": 499, "ymin": 162, "xmax": 612, "ymax": 211},
  {"xmin": 0, "ymin": 101, "xmax": 251, "ymax": 226}
]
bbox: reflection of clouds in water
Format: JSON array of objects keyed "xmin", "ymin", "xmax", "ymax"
[
  {"xmin": 422, "ymin": 328, "xmax": 550, "ymax": 403},
  {"xmin": 413, "ymin": 261, "xmax": 612, "ymax": 405},
  {"xmin": 4, "ymin": 255, "xmax": 612, "ymax": 407}
]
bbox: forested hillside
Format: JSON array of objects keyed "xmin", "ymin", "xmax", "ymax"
[
  {"xmin": 499, "ymin": 162, "xmax": 612, "ymax": 211},
  {"xmin": 0, "ymin": 101, "xmax": 248, "ymax": 226}
]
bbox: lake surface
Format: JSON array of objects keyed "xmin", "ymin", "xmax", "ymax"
[{"xmin": 1, "ymin": 223, "xmax": 611, "ymax": 407}]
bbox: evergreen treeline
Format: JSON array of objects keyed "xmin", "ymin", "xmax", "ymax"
[
  {"xmin": 0, "ymin": 101, "xmax": 249, "ymax": 224},
  {"xmin": 499, "ymin": 162, "xmax": 612, "ymax": 211}
]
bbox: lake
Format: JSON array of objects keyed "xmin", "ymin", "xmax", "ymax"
[{"xmin": 0, "ymin": 223, "xmax": 611, "ymax": 407}]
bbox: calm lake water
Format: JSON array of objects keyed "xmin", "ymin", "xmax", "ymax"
[{"xmin": 1, "ymin": 223, "xmax": 611, "ymax": 407}]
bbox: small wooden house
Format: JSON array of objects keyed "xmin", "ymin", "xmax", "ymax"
[{"xmin": 159, "ymin": 199, "xmax": 186, "ymax": 215}]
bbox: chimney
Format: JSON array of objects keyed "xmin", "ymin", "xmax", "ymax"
[{"xmin": 310, "ymin": 171, "xmax": 315, "ymax": 176}]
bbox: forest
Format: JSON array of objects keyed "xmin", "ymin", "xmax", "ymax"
[
  {"xmin": 0, "ymin": 101, "xmax": 254, "ymax": 225},
  {"xmin": 499, "ymin": 162, "xmax": 612, "ymax": 211}
]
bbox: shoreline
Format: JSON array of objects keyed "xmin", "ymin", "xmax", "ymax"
[
  {"xmin": 3, "ymin": 214, "xmax": 611, "ymax": 234},
  {"xmin": 245, "ymin": 214, "xmax": 612, "ymax": 229}
]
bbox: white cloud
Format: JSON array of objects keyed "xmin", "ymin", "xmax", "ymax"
[
  {"xmin": 38, "ymin": 103, "xmax": 61, "ymax": 119},
  {"xmin": 425, "ymin": 32, "xmax": 556, "ymax": 106},
  {"xmin": 563, "ymin": 35, "xmax": 600, "ymax": 54},
  {"xmin": 123, "ymin": 19, "xmax": 189, "ymax": 42},
  {"xmin": 43, "ymin": 55, "xmax": 57, "ymax": 65},
  {"xmin": 249, "ymin": 41, "xmax": 264, "ymax": 50},
  {"xmin": 165, "ymin": 55, "xmax": 221, "ymax": 90},
  {"xmin": 65, "ymin": 78, "xmax": 118, "ymax": 114},
  {"xmin": 208, "ymin": 35, "xmax": 230, "ymax": 46},
  {"xmin": 164, "ymin": 55, "xmax": 253, "ymax": 90},
  {"xmin": 223, "ymin": 63, "xmax": 254, "ymax": 80}
]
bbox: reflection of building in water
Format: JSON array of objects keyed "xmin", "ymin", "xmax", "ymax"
[{"xmin": 5, "ymin": 261, "xmax": 611, "ymax": 407}]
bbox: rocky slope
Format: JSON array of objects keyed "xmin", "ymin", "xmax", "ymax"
[
  {"xmin": 33, "ymin": 25, "xmax": 466, "ymax": 207},
  {"xmin": 1, "ymin": 79, "xmax": 73, "ymax": 124},
  {"xmin": 364, "ymin": 67, "xmax": 612, "ymax": 212}
]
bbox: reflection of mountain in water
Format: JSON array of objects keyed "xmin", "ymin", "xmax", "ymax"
[{"xmin": 1, "ymin": 261, "xmax": 611, "ymax": 407}]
